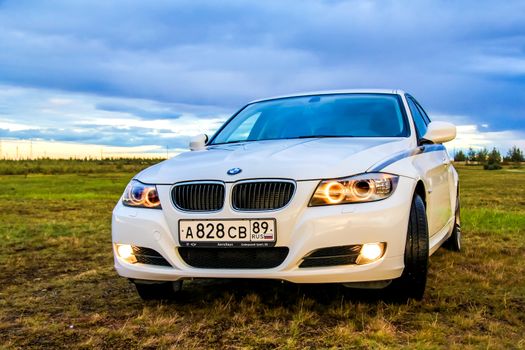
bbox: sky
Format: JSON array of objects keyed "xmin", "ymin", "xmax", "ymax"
[{"xmin": 0, "ymin": 0, "xmax": 524, "ymax": 158}]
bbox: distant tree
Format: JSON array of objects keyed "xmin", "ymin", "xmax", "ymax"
[
  {"xmin": 506, "ymin": 146, "xmax": 524, "ymax": 163},
  {"xmin": 454, "ymin": 150, "xmax": 466, "ymax": 162},
  {"xmin": 488, "ymin": 147, "xmax": 501, "ymax": 163},
  {"xmin": 467, "ymin": 147, "xmax": 476, "ymax": 164},
  {"xmin": 484, "ymin": 147, "xmax": 502, "ymax": 170},
  {"xmin": 504, "ymin": 146, "xmax": 524, "ymax": 168},
  {"xmin": 475, "ymin": 148, "xmax": 489, "ymax": 163}
]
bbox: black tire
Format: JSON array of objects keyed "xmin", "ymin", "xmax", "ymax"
[
  {"xmin": 134, "ymin": 281, "xmax": 183, "ymax": 300},
  {"xmin": 388, "ymin": 194, "xmax": 429, "ymax": 301},
  {"xmin": 443, "ymin": 192, "xmax": 461, "ymax": 252}
]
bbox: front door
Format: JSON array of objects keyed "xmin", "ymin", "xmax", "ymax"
[{"xmin": 406, "ymin": 96, "xmax": 452, "ymax": 236}]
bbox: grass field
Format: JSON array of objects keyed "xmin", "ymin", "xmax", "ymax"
[{"xmin": 0, "ymin": 161, "xmax": 524, "ymax": 349}]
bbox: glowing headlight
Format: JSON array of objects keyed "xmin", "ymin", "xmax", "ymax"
[
  {"xmin": 309, "ymin": 173, "xmax": 399, "ymax": 206},
  {"xmin": 122, "ymin": 180, "xmax": 162, "ymax": 209}
]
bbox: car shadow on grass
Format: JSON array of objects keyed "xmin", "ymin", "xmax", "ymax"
[{"xmin": 153, "ymin": 278, "xmax": 393, "ymax": 307}]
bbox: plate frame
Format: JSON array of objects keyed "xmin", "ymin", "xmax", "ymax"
[{"xmin": 178, "ymin": 218, "xmax": 277, "ymax": 248}]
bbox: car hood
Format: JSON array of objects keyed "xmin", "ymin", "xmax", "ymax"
[{"xmin": 137, "ymin": 137, "xmax": 412, "ymax": 184}]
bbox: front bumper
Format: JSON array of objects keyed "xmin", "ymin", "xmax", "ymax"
[{"xmin": 112, "ymin": 176, "xmax": 414, "ymax": 284}]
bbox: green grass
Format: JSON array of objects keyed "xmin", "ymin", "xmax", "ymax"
[
  {"xmin": 0, "ymin": 158, "xmax": 161, "ymax": 175},
  {"xmin": 0, "ymin": 163, "xmax": 524, "ymax": 349}
]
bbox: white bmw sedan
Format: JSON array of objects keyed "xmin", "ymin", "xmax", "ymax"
[{"xmin": 112, "ymin": 89, "xmax": 461, "ymax": 300}]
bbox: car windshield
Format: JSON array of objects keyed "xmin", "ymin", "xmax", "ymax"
[{"xmin": 210, "ymin": 94, "xmax": 409, "ymax": 145}]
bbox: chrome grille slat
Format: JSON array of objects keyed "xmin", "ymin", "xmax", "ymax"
[
  {"xmin": 172, "ymin": 182, "xmax": 225, "ymax": 211},
  {"xmin": 263, "ymin": 182, "xmax": 269, "ymax": 209},
  {"xmin": 276, "ymin": 182, "xmax": 282, "ymax": 209},
  {"xmin": 211, "ymin": 184, "xmax": 216, "ymax": 209},
  {"xmin": 186, "ymin": 185, "xmax": 190, "ymax": 210},
  {"xmin": 207, "ymin": 185, "xmax": 210, "ymax": 209},
  {"xmin": 232, "ymin": 181, "xmax": 295, "ymax": 211}
]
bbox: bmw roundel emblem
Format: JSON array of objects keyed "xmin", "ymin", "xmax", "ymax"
[{"xmin": 227, "ymin": 168, "xmax": 242, "ymax": 175}]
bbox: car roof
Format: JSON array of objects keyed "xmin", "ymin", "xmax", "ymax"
[{"xmin": 249, "ymin": 89, "xmax": 406, "ymax": 104}]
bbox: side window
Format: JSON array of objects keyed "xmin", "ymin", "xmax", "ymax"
[
  {"xmin": 406, "ymin": 97, "xmax": 428, "ymax": 138},
  {"xmin": 415, "ymin": 101, "xmax": 431, "ymax": 124}
]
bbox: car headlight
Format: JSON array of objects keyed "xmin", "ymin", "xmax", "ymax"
[
  {"xmin": 309, "ymin": 173, "xmax": 399, "ymax": 206},
  {"xmin": 122, "ymin": 180, "xmax": 162, "ymax": 209}
]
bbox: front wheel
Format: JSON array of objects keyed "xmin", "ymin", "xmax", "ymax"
[{"xmin": 388, "ymin": 193, "xmax": 429, "ymax": 301}]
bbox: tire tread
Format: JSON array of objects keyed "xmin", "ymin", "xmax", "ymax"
[{"xmin": 388, "ymin": 194, "xmax": 428, "ymax": 301}]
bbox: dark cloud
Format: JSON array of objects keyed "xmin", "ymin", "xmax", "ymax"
[
  {"xmin": 0, "ymin": 126, "xmax": 189, "ymax": 149},
  {"xmin": 95, "ymin": 103, "xmax": 182, "ymax": 120},
  {"xmin": 93, "ymin": 101, "xmax": 229, "ymax": 120}
]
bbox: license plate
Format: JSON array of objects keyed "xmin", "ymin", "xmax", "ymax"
[{"xmin": 178, "ymin": 219, "xmax": 276, "ymax": 247}]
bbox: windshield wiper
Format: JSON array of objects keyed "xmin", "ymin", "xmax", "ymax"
[{"xmin": 210, "ymin": 140, "xmax": 250, "ymax": 146}]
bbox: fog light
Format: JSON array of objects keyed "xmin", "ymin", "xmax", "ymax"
[
  {"xmin": 356, "ymin": 242, "xmax": 385, "ymax": 265},
  {"xmin": 116, "ymin": 244, "xmax": 136, "ymax": 263}
]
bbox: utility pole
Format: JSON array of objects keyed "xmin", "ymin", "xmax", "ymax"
[
  {"xmin": 30, "ymin": 139, "xmax": 33, "ymax": 160},
  {"xmin": 0, "ymin": 139, "xmax": 2, "ymax": 159},
  {"xmin": 16, "ymin": 145, "xmax": 19, "ymax": 160},
  {"xmin": 166, "ymin": 145, "xmax": 169, "ymax": 159},
  {"xmin": 100, "ymin": 148, "xmax": 103, "ymax": 160}
]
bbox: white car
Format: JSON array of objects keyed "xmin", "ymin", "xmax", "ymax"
[{"xmin": 112, "ymin": 89, "xmax": 461, "ymax": 301}]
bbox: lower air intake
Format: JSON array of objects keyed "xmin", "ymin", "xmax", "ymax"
[
  {"xmin": 178, "ymin": 247, "xmax": 289, "ymax": 269},
  {"xmin": 299, "ymin": 245, "xmax": 361, "ymax": 268},
  {"xmin": 132, "ymin": 246, "xmax": 172, "ymax": 267}
]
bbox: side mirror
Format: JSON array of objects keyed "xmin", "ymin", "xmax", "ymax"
[
  {"xmin": 422, "ymin": 121, "xmax": 456, "ymax": 144},
  {"xmin": 189, "ymin": 134, "xmax": 208, "ymax": 151}
]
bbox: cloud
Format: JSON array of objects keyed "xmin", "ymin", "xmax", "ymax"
[
  {"xmin": 0, "ymin": 0, "xmax": 523, "ymax": 153},
  {"xmin": 0, "ymin": 125, "xmax": 190, "ymax": 148},
  {"xmin": 0, "ymin": 84, "xmax": 228, "ymax": 149},
  {"xmin": 0, "ymin": 1, "xmax": 523, "ymax": 108},
  {"xmin": 471, "ymin": 56, "xmax": 525, "ymax": 75},
  {"xmin": 49, "ymin": 98, "xmax": 74, "ymax": 106},
  {"xmin": 446, "ymin": 124, "xmax": 525, "ymax": 151},
  {"xmin": 95, "ymin": 102, "xmax": 182, "ymax": 120}
]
